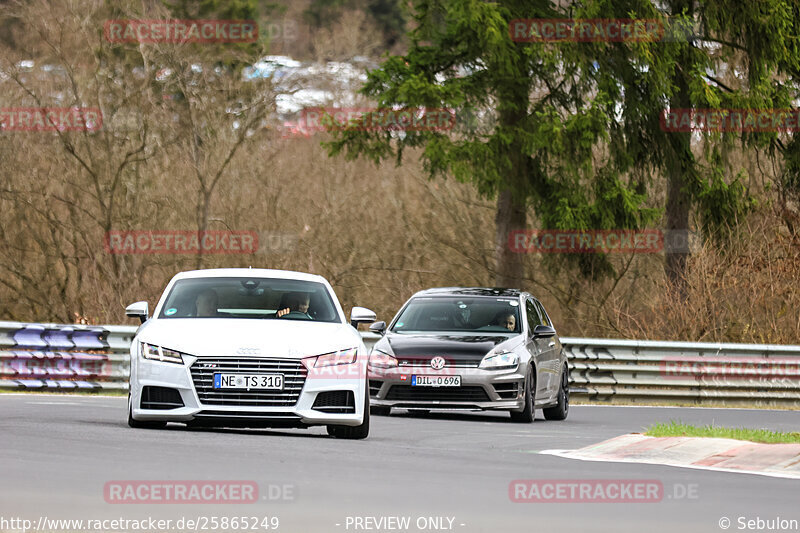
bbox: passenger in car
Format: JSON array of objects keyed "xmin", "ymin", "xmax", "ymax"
[{"xmin": 195, "ymin": 289, "xmax": 219, "ymax": 317}]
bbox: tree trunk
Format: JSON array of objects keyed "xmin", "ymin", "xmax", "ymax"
[
  {"xmin": 665, "ymin": 0, "xmax": 693, "ymax": 299},
  {"xmin": 493, "ymin": 64, "xmax": 530, "ymax": 288},
  {"xmin": 494, "ymin": 188, "xmax": 526, "ymax": 288},
  {"xmin": 665, "ymin": 152, "xmax": 691, "ymax": 297},
  {"xmin": 195, "ymin": 189, "xmax": 211, "ymax": 270}
]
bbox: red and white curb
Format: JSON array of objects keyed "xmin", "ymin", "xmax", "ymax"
[{"xmin": 541, "ymin": 433, "xmax": 800, "ymax": 479}]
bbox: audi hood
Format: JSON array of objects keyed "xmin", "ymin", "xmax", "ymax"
[{"xmin": 137, "ymin": 318, "xmax": 362, "ymax": 359}]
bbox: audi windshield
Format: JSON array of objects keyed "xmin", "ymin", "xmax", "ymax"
[{"xmin": 156, "ymin": 277, "xmax": 341, "ymax": 322}]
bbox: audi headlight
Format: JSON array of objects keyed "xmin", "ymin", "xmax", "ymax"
[
  {"xmin": 368, "ymin": 348, "xmax": 398, "ymax": 369},
  {"xmin": 140, "ymin": 342, "xmax": 184, "ymax": 364},
  {"xmin": 479, "ymin": 350, "xmax": 519, "ymax": 370},
  {"xmin": 312, "ymin": 347, "xmax": 358, "ymax": 367}
]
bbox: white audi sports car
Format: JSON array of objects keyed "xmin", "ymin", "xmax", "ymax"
[{"xmin": 125, "ymin": 268, "xmax": 376, "ymax": 439}]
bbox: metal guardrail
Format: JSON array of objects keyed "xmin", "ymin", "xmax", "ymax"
[
  {"xmin": 564, "ymin": 338, "xmax": 800, "ymax": 405},
  {"xmin": 1, "ymin": 321, "xmax": 799, "ymax": 406},
  {"xmin": 0, "ymin": 322, "xmax": 135, "ymax": 391}
]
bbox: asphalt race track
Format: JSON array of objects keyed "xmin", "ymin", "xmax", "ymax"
[{"xmin": 1, "ymin": 394, "xmax": 798, "ymax": 533}]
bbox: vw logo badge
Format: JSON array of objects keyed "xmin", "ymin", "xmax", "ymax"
[{"xmin": 430, "ymin": 356, "xmax": 446, "ymax": 370}]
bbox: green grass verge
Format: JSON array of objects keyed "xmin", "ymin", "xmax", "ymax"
[{"xmin": 646, "ymin": 420, "xmax": 800, "ymax": 444}]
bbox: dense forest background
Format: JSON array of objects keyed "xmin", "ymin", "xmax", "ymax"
[{"xmin": 0, "ymin": 0, "xmax": 798, "ymax": 343}]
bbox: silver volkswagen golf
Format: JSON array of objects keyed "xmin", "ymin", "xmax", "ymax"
[{"xmin": 367, "ymin": 288, "xmax": 569, "ymax": 422}]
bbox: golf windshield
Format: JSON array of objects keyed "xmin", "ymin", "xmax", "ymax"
[
  {"xmin": 391, "ymin": 296, "xmax": 522, "ymax": 333},
  {"xmin": 157, "ymin": 277, "xmax": 341, "ymax": 322}
]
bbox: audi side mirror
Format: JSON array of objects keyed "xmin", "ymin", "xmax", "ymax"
[
  {"xmin": 125, "ymin": 301, "xmax": 149, "ymax": 324},
  {"xmin": 350, "ymin": 306, "xmax": 377, "ymax": 327}
]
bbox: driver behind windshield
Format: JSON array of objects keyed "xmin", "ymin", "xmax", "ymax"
[
  {"xmin": 195, "ymin": 289, "xmax": 219, "ymax": 317},
  {"xmin": 491, "ymin": 310, "xmax": 516, "ymax": 331},
  {"xmin": 277, "ymin": 292, "xmax": 312, "ymax": 319}
]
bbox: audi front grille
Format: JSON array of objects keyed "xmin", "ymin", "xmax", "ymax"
[{"xmin": 190, "ymin": 358, "xmax": 307, "ymax": 407}]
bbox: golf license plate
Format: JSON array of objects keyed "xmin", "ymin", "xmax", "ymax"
[
  {"xmin": 213, "ymin": 373, "xmax": 284, "ymax": 390},
  {"xmin": 411, "ymin": 375, "xmax": 461, "ymax": 387}
]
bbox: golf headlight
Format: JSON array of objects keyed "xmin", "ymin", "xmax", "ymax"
[
  {"xmin": 368, "ymin": 348, "xmax": 398, "ymax": 369},
  {"xmin": 314, "ymin": 347, "xmax": 358, "ymax": 367},
  {"xmin": 140, "ymin": 342, "xmax": 184, "ymax": 364},
  {"xmin": 480, "ymin": 350, "xmax": 519, "ymax": 370}
]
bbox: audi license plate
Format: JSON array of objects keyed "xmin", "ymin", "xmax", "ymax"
[
  {"xmin": 213, "ymin": 373, "xmax": 284, "ymax": 390},
  {"xmin": 412, "ymin": 375, "xmax": 461, "ymax": 387}
]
